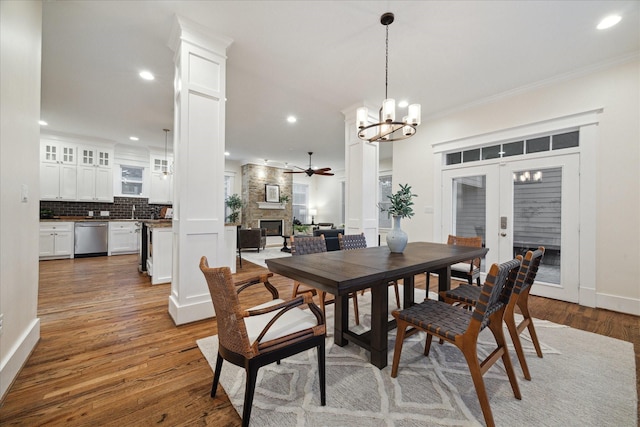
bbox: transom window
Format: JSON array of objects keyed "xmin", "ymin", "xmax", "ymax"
[{"xmin": 446, "ymin": 130, "xmax": 578, "ymax": 166}]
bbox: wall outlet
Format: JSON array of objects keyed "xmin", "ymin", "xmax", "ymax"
[{"xmin": 100, "ymin": 211, "xmax": 109, "ymax": 217}]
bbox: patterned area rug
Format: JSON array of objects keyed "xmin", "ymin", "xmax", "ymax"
[{"xmin": 197, "ymin": 288, "xmax": 637, "ymax": 426}]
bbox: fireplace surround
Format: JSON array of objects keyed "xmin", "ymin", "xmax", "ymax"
[
  {"xmin": 259, "ymin": 219, "xmax": 283, "ymax": 236},
  {"xmin": 241, "ymin": 164, "xmax": 293, "ymax": 235}
]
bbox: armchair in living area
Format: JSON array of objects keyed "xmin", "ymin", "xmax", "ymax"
[
  {"xmin": 237, "ymin": 228, "xmax": 267, "ymax": 268},
  {"xmin": 312, "ymin": 228, "xmax": 344, "ymax": 251}
]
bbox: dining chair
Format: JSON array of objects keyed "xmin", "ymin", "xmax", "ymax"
[
  {"xmin": 441, "ymin": 247, "xmax": 545, "ymax": 380},
  {"xmin": 391, "ymin": 257, "xmax": 523, "ymax": 427},
  {"xmin": 447, "ymin": 234, "xmax": 484, "ymax": 285},
  {"xmin": 290, "ymin": 235, "xmax": 360, "ymax": 323},
  {"xmin": 199, "ymin": 256, "xmax": 326, "ymax": 427},
  {"xmin": 338, "ymin": 233, "xmax": 401, "ymax": 324}
]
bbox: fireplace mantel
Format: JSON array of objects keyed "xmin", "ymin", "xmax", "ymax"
[{"xmin": 257, "ymin": 202, "xmax": 285, "ymax": 210}]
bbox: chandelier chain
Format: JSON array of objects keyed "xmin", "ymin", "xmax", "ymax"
[{"xmin": 385, "ymin": 23, "xmax": 389, "ymax": 100}]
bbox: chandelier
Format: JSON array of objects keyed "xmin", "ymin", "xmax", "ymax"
[{"xmin": 357, "ymin": 13, "xmax": 421, "ymax": 142}]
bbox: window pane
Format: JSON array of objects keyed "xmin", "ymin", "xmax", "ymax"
[
  {"xmin": 446, "ymin": 152, "xmax": 461, "ymax": 165},
  {"xmin": 482, "ymin": 145, "xmax": 501, "ymax": 160},
  {"xmin": 552, "ymin": 131, "xmax": 579, "ymax": 150},
  {"xmin": 453, "ymin": 175, "xmax": 486, "ymax": 273},
  {"xmin": 293, "ymin": 183, "xmax": 309, "ymax": 223},
  {"xmin": 378, "ymin": 175, "xmax": 392, "ymax": 228},
  {"xmin": 462, "ymin": 149, "xmax": 480, "ymax": 162},
  {"xmin": 502, "ymin": 141, "xmax": 524, "ymax": 157},
  {"xmin": 513, "ymin": 167, "xmax": 561, "ymax": 284},
  {"xmin": 121, "ymin": 166, "xmax": 143, "ymax": 195},
  {"xmin": 526, "ymin": 136, "xmax": 550, "ymax": 153}
]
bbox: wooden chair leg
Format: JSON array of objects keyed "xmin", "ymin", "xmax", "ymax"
[
  {"xmin": 487, "ymin": 317, "xmax": 521, "ymax": 399},
  {"xmin": 392, "ymin": 281, "xmax": 401, "ymax": 308},
  {"xmin": 211, "ymin": 353, "xmax": 224, "ymax": 397},
  {"xmin": 351, "ymin": 292, "xmax": 360, "ymax": 325},
  {"xmin": 318, "ymin": 342, "xmax": 326, "ymax": 406},
  {"xmin": 518, "ymin": 290, "xmax": 543, "ymax": 358},
  {"xmin": 424, "ymin": 333, "xmax": 434, "ymax": 356},
  {"xmin": 242, "ymin": 364, "xmax": 259, "ymax": 427},
  {"xmin": 460, "ymin": 342, "xmax": 496, "ymax": 427},
  {"xmin": 291, "ymin": 282, "xmax": 300, "ymax": 299},
  {"xmin": 391, "ymin": 319, "xmax": 409, "ymax": 378},
  {"xmin": 505, "ymin": 309, "xmax": 531, "ymax": 380}
]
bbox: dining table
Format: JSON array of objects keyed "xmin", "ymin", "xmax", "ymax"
[{"xmin": 265, "ymin": 241, "xmax": 489, "ymax": 369}]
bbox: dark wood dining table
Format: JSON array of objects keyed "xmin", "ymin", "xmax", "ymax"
[{"xmin": 265, "ymin": 241, "xmax": 489, "ymax": 369}]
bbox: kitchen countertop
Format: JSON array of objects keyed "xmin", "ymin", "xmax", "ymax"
[{"xmin": 40, "ymin": 217, "xmax": 172, "ymax": 223}]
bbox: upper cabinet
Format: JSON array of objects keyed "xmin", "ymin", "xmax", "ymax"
[
  {"xmin": 149, "ymin": 154, "xmax": 173, "ymax": 204},
  {"xmin": 77, "ymin": 145, "xmax": 114, "ymax": 202},
  {"xmin": 40, "ymin": 139, "xmax": 114, "ymax": 202},
  {"xmin": 40, "ymin": 140, "xmax": 78, "ymax": 200}
]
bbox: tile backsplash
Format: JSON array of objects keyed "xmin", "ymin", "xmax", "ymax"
[{"xmin": 40, "ymin": 197, "xmax": 171, "ymax": 220}]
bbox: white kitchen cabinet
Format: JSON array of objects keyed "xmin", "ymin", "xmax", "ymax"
[
  {"xmin": 39, "ymin": 222, "xmax": 74, "ymax": 259},
  {"xmin": 149, "ymin": 154, "xmax": 173, "ymax": 204},
  {"xmin": 40, "ymin": 140, "xmax": 78, "ymax": 201},
  {"xmin": 108, "ymin": 221, "xmax": 140, "ymax": 255},
  {"xmin": 146, "ymin": 225, "xmax": 172, "ymax": 285},
  {"xmin": 77, "ymin": 145, "xmax": 114, "ymax": 202}
]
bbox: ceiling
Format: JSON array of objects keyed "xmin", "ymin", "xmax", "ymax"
[{"xmin": 40, "ymin": 1, "xmax": 639, "ymax": 171}]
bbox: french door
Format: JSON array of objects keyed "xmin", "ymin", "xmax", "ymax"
[{"xmin": 442, "ymin": 153, "xmax": 580, "ymax": 302}]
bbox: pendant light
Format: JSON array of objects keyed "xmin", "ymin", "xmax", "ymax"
[
  {"xmin": 162, "ymin": 128, "xmax": 171, "ymax": 180},
  {"xmin": 356, "ymin": 13, "xmax": 421, "ymax": 142}
]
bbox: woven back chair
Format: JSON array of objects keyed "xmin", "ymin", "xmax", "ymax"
[
  {"xmin": 199, "ymin": 256, "xmax": 326, "ymax": 427},
  {"xmin": 338, "ymin": 233, "xmax": 401, "ymax": 320},
  {"xmin": 440, "ymin": 247, "xmax": 545, "ymax": 380},
  {"xmin": 447, "ymin": 234, "xmax": 484, "ymax": 285},
  {"xmin": 391, "ymin": 257, "xmax": 523, "ymax": 427},
  {"xmin": 290, "ymin": 235, "xmax": 329, "ymax": 311}
]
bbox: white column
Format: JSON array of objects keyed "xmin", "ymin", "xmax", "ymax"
[
  {"xmin": 168, "ymin": 17, "xmax": 233, "ymax": 325},
  {"xmin": 342, "ymin": 105, "xmax": 379, "ymax": 246}
]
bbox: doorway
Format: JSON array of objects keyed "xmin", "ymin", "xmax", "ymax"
[{"xmin": 442, "ymin": 153, "xmax": 580, "ymax": 302}]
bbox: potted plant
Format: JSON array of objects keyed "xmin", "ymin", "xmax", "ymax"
[
  {"xmin": 225, "ymin": 194, "xmax": 243, "ymax": 224},
  {"xmin": 279, "ymin": 194, "xmax": 290, "ymax": 204},
  {"xmin": 379, "ymin": 183, "xmax": 418, "ymax": 253}
]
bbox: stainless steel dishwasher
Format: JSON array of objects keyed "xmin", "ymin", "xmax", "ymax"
[{"xmin": 74, "ymin": 222, "xmax": 108, "ymax": 257}]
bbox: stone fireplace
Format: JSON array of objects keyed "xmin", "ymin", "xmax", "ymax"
[{"xmin": 241, "ymin": 164, "xmax": 293, "ymax": 235}]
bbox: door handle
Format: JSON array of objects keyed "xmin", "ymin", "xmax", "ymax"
[{"xmin": 500, "ymin": 232, "xmax": 507, "ymax": 237}]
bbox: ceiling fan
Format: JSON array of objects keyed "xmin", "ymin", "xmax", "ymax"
[{"xmin": 284, "ymin": 152, "xmax": 334, "ymax": 176}]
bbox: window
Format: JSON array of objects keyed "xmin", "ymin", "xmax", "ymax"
[
  {"xmin": 378, "ymin": 175, "xmax": 393, "ymax": 229},
  {"xmin": 444, "ymin": 130, "xmax": 578, "ymax": 166},
  {"xmin": 121, "ymin": 166, "xmax": 143, "ymax": 195},
  {"xmin": 224, "ymin": 174, "xmax": 234, "ymax": 221},
  {"xmin": 292, "ymin": 183, "xmax": 309, "ymax": 223}
]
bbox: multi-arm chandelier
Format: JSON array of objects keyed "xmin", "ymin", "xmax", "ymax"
[{"xmin": 357, "ymin": 13, "xmax": 421, "ymax": 142}]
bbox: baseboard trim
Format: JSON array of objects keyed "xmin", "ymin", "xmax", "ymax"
[
  {"xmin": 168, "ymin": 295, "xmax": 215, "ymax": 325},
  {"xmin": 596, "ymin": 292, "xmax": 640, "ymax": 316},
  {"xmin": 0, "ymin": 318, "xmax": 40, "ymax": 400}
]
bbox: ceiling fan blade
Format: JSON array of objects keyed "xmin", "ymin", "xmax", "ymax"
[
  {"xmin": 315, "ymin": 167, "xmax": 332, "ymax": 172},
  {"xmin": 283, "ymin": 170, "xmax": 305, "ymax": 174},
  {"xmin": 315, "ymin": 171, "xmax": 335, "ymax": 176}
]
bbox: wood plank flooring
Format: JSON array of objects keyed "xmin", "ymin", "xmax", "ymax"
[{"xmin": 1, "ymin": 254, "xmax": 638, "ymax": 425}]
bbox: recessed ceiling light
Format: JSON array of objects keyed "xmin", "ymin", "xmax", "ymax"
[
  {"xmin": 139, "ymin": 70, "xmax": 155, "ymax": 81},
  {"xmin": 39, "ymin": 120, "xmax": 48, "ymax": 126},
  {"xmin": 597, "ymin": 15, "xmax": 622, "ymax": 30},
  {"xmin": 398, "ymin": 100, "xmax": 409, "ymax": 108},
  {"xmin": 224, "ymin": 151, "xmax": 230, "ymax": 156},
  {"xmin": 287, "ymin": 116, "xmax": 297, "ymax": 123},
  {"xmin": 129, "ymin": 136, "xmax": 139, "ymax": 141}
]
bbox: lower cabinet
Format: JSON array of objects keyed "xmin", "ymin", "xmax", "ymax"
[
  {"xmin": 108, "ymin": 221, "xmax": 140, "ymax": 255},
  {"xmin": 146, "ymin": 225, "xmax": 172, "ymax": 285},
  {"xmin": 39, "ymin": 222, "xmax": 74, "ymax": 259}
]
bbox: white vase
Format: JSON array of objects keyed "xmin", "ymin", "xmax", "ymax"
[{"xmin": 386, "ymin": 215, "xmax": 408, "ymax": 253}]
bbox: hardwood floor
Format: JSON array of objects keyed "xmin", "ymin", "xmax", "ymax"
[{"xmin": 1, "ymin": 255, "xmax": 638, "ymax": 425}]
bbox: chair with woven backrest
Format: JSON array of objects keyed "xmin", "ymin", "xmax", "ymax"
[
  {"xmin": 448, "ymin": 234, "xmax": 484, "ymax": 285},
  {"xmin": 338, "ymin": 233, "xmax": 401, "ymax": 320},
  {"xmin": 441, "ymin": 246, "xmax": 545, "ymax": 380},
  {"xmin": 199, "ymin": 256, "xmax": 326, "ymax": 427},
  {"xmin": 391, "ymin": 257, "xmax": 523, "ymax": 427}
]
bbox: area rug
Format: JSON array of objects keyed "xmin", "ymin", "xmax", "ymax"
[
  {"xmin": 197, "ymin": 288, "xmax": 637, "ymax": 426},
  {"xmin": 240, "ymin": 246, "xmax": 290, "ymax": 268}
]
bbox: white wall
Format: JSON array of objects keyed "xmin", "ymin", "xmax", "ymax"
[
  {"xmin": 0, "ymin": 1, "xmax": 42, "ymax": 399},
  {"xmin": 393, "ymin": 59, "xmax": 640, "ymax": 314}
]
